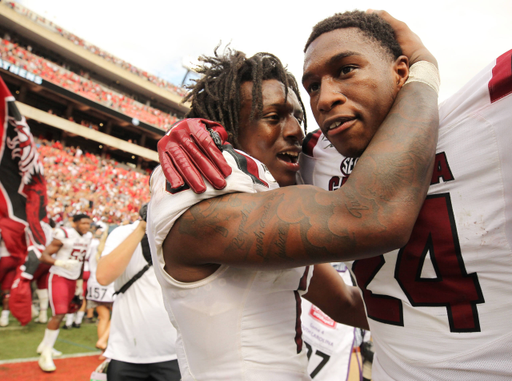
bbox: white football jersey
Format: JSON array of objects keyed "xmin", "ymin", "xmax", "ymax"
[
  {"xmin": 301, "ymin": 263, "xmax": 359, "ymax": 381},
  {"xmin": 300, "ymin": 50, "xmax": 512, "ymax": 380},
  {"xmin": 49, "ymin": 227, "xmax": 91, "ymax": 280},
  {"xmin": 148, "ymin": 147, "xmax": 313, "ymax": 381}
]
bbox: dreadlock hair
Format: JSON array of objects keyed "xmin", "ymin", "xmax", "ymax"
[
  {"xmin": 304, "ymin": 10, "xmax": 402, "ymax": 61},
  {"xmin": 183, "ymin": 47, "xmax": 307, "ymax": 148}
]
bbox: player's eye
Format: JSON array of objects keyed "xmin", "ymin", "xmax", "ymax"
[
  {"xmin": 307, "ymin": 82, "xmax": 320, "ymax": 94},
  {"xmin": 339, "ymin": 66, "xmax": 356, "ymax": 76}
]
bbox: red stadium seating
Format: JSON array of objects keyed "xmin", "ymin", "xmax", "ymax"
[
  {"xmin": 1, "ymin": 38, "xmax": 179, "ymax": 130},
  {"xmin": 2, "ymin": 1, "xmax": 188, "ymax": 98}
]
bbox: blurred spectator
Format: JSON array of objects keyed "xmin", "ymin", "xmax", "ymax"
[
  {"xmin": 96, "ymin": 213, "xmax": 180, "ymax": 380},
  {"xmin": 85, "ymin": 226, "xmax": 114, "ymax": 359}
]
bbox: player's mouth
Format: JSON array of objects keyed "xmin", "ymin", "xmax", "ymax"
[
  {"xmin": 277, "ymin": 149, "xmax": 300, "ymax": 170},
  {"xmin": 323, "ymin": 116, "xmax": 357, "ymax": 137}
]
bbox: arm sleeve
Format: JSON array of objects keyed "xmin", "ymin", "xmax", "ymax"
[{"xmin": 52, "ymin": 228, "xmax": 66, "ymax": 241}]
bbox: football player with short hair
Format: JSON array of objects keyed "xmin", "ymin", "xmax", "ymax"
[
  {"xmin": 36, "ymin": 213, "xmax": 92, "ymax": 372},
  {"xmin": 299, "ymin": 10, "xmax": 512, "ymax": 380},
  {"xmin": 148, "ymin": 12, "xmax": 439, "ymax": 379},
  {"xmin": 161, "ymin": 10, "xmax": 512, "ymax": 381}
]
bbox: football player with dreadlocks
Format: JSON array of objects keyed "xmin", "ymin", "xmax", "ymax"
[{"xmin": 147, "ymin": 17, "xmax": 439, "ymax": 379}]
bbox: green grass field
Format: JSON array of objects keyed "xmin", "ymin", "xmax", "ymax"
[{"xmin": 0, "ymin": 309, "xmax": 100, "ymax": 361}]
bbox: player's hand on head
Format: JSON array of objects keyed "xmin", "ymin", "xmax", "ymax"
[
  {"xmin": 55, "ymin": 259, "xmax": 80, "ymax": 271},
  {"xmin": 368, "ymin": 9, "xmax": 438, "ymax": 68},
  {"xmin": 158, "ymin": 118, "xmax": 232, "ymax": 194}
]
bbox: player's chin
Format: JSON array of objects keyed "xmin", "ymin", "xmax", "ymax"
[
  {"xmin": 271, "ymin": 158, "xmax": 300, "ymax": 187},
  {"xmin": 331, "ymin": 138, "xmax": 367, "ymax": 159},
  {"xmin": 274, "ymin": 171, "xmax": 299, "ymax": 187}
]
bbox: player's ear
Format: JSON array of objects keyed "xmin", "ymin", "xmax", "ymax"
[{"xmin": 394, "ymin": 55, "xmax": 409, "ymax": 90}]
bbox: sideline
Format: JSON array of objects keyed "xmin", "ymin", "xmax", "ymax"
[{"xmin": 0, "ymin": 351, "xmax": 101, "ymax": 365}]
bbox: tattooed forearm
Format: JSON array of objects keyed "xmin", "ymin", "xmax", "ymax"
[
  {"xmin": 165, "ymin": 81, "xmax": 438, "ymax": 272},
  {"xmin": 233, "ymin": 203, "xmax": 252, "ymax": 247},
  {"xmin": 254, "ymin": 231, "xmax": 265, "ymax": 258},
  {"xmin": 354, "ymin": 82, "xmax": 438, "ymax": 206},
  {"xmin": 274, "ymin": 227, "xmax": 287, "ymax": 259},
  {"xmin": 345, "ymin": 198, "xmax": 370, "ymax": 219}
]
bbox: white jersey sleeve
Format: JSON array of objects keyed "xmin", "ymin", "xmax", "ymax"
[
  {"xmin": 301, "ymin": 50, "xmax": 512, "ymax": 380},
  {"xmin": 51, "ymin": 228, "xmax": 67, "ymax": 242}
]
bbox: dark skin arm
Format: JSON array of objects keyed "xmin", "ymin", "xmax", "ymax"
[
  {"xmin": 163, "ymin": 8, "xmax": 439, "ymax": 282},
  {"xmin": 163, "ymin": 78, "xmax": 438, "ymax": 281},
  {"xmin": 303, "ymin": 264, "xmax": 369, "ymax": 330},
  {"xmin": 39, "ymin": 238, "xmax": 63, "ymax": 265}
]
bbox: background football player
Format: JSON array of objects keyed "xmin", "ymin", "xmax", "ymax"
[{"xmin": 36, "ymin": 213, "xmax": 92, "ymax": 372}]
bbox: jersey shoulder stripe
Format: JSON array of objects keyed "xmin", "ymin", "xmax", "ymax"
[
  {"xmin": 489, "ymin": 49, "xmax": 512, "ymax": 103},
  {"xmin": 223, "ymin": 145, "xmax": 269, "ymax": 187},
  {"xmin": 302, "ymin": 129, "xmax": 322, "ymax": 157}
]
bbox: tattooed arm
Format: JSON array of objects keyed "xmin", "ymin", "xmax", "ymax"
[{"xmin": 163, "ymin": 79, "xmax": 437, "ymax": 281}]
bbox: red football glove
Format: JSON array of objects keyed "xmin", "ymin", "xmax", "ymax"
[{"xmin": 158, "ymin": 118, "xmax": 232, "ymax": 194}]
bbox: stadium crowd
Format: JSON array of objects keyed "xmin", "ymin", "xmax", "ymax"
[
  {"xmin": 0, "ymin": 38, "xmax": 179, "ymax": 130},
  {"xmin": 37, "ymin": 138, "xmax": 150, "ymax": 227},
  {"xmin": 1, "ymin": 0, "xmax": 188, "ymax": 98}
]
